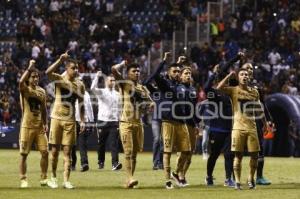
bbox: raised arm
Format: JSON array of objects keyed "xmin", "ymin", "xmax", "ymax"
[
  {"xmin": 216, "ymin": 71, "xmax": 235, "ymax": 90},
  {"xmin": 19, "ymin": 60, "xmax": 35, "ymax": 91},
  {"xmin": 91, "ymin": 71, "xmax": 103, "ymax": 94},
  {"xmin": 111, "ymin": 60, "xmax": 126, "ymax": 81},
  {"xmin": 79, "ymin": 85, "xmax": 86, "ymax": 133},
  {"xmin": 41, "ymin": 92, "xmax": 48, "ymax": 133},
  {"xmin": 45, "ymin": 51, "xmax": 69, "ymax": 80},
  {"xmin": 219, "ymin": 52, "xmax": 244, "ymax": 75},
  {"xmin": 143, "ymin": 52, "xmax": 171, "ymax": 86},
  {"xmin": 204, "ymin": 64, "xmax": 219, "ymax": 93}
]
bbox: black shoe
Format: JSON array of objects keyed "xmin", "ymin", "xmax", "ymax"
[
  {"xmin": 171, "ymin": 172, "xmax": 181, "ymax": 186},
  {"xmin": 98, "ymin": 163, "xmax": 104, "ymax": 169},
  {"xmin": 80, "ymin": 164, "xmax": 89, "ymax": 172},
  {"xmin": 180, "ymin": 178, "xmax": 189, "ymax": 187},
  {"xmin": 235, "ymin": 182, "xmax": 243, "ymax": 190},
  {"xmin": 153, "ymin": 165, "xmax": 159, "ymax": 170},
  {"xmin": 205, "ymin": 176, "xmax": 214, "ymax": 186},
  {"xmin": 165, "ymin": 181, "xmax": 174, "ymax": 189},
  {"xmin": 112, "ymin": 163, "xmax": 122, "ymax": 171},
  {"xmin": 247, "ymin": 180, "xmax": 256, "ymax": 189}
]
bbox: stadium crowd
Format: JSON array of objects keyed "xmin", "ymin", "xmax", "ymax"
[{"xmin": 0, "ymin": 0, "xmax": 299, "ymax": 126}]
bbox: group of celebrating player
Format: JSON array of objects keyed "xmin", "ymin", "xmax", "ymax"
[{"xmin": 18, "ymin": 50, "xmax": 273, "ymax": 190}]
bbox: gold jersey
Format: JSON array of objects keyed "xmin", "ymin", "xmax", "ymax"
[
  {"xmin": 49, "ymin": 73, "xmax": 85, "ymax": 121},
  {"xmin": 119, "ymin": 81, "xmax": 152, "ymax": 123},
  {"xmin": 221, "ymin": 86, "xmax": 260, "ymax": 132},
  {"xmin": 20, "ymin": 86, "xmax": 46, "ymax": 129}
]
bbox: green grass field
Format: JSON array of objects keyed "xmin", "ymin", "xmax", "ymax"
[{"xmin": 0, "ymin": 150, "xmax": 300, "ymax": 199}]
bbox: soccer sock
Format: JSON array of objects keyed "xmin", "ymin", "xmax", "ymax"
[
  {"xmin": 233, "ymin": 156, "xmax": 242, "ymax": 183},
  {"xmin": 40, "ymin": 151, "xmax": 48, "ymax": 180},
  {"xmin": 176, "ymin": 152, "xmax": 189, "ymax": 179},
  {"xmin": 63, "ymin": 154, "xmax": 71, "ymax": 182},
  {"xmin": 249, "ymin": 156, "xmax": 258, "ymax": 181},
  {"xmin": 51, "ymin": 150, "xmax": 59, "ymax": 178},
  {"xmin": 124, "ymin": 152, "xmax": 132, "ymax": 181},
  {"xmin": 175, "ymin": 152, "xmax": 181, "ymax": 175},
  {"xmin": 131, "ymin": 151, "xmax": 137, "ymax": 177},
  {"xmin": 257, "ymin": 156, "xmax": 264, "ymax": 178},
  {"xmin": 20, "ymin": 155, "xmax": 27, "ymax": 180},
  {"xmin": 183, "ymin": 152, "xmax": 192, "ymax": 177},
  {"xmin": 163, "ymin": 152, "xmax": 171, "ymax": 180}
]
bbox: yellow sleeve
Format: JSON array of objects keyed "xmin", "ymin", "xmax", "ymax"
[
  {"xmin": 48, "ymin": 73, "xmax": 64, "ymax": 82},
  {"xmin": 220, "ymin": 86, "xmax": 234, "ymax": 97},
  {"xmin": 21, "ymin": 86, "xmax": 35, "ymax": 98},
  {"xmin": 256, "ymin": 89, "xmax": 260, "ymax": 101}
]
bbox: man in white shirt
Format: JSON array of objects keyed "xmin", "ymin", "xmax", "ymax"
[
  {"xmin": 268, "ymin": 49, "xmax": 281, "ymax": 65},
  {"xmin": 91, "ymin": 71, "xmax": 122, "ymax": 171},
  {"xmin": 71, "ymin": 85, "xmax": 95, "ymax": 172},
  {"xmin": 31, "ymin": 42, "xmax": 40, "ymax": 59}
]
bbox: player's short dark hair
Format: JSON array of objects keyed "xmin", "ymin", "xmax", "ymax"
[
  {"xmin": 167, "ymin": 63, "xmax": 180, "ymax": 70},
  {"xmin": 126, "ymin": 63, "xmax": 140, "ymax": 72},
  {"xmin": 237, "ymin": 68, "xmax": 248, "ymax": 75},
  {"xmin": 66, "ymin": 58, "xmax": 78, "ymax": 67}
]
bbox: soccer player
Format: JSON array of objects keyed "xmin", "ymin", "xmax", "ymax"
[
  {"xmin": 144, "ymin": 52, "xmax": 191, "ymax": 189},
  {"xmin": 91, "ymin": 71, "xmax": 122, "ymax": 171},
  {"xmin": 111, "ymin": 61, "xmax": 152, "ymax": 188},
  {"xmin": 217, "ymin": 68, "xmax": 266, "ymax": 190},
  {"xmin": 46, "ymin": 52, "xmax": 85, "ymax": 189},
  {"xmin": 241, "ymin": 63, "xmax": 272, "ymax": 185},
  {"xmin": 19, "ymin": 60, "xmax": 49, "ymax": 188},
  {"xmin": 204, "ymin": 53, "xmax": 243, "ymax": 187},
  {"xmin": 176, "ymin": 65, "xmax": 198, "ymax": 187}
]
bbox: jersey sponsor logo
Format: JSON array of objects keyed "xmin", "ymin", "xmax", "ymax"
[
  {"xmin": 238, "ymin": 99, "xmax": 261, "ymax": 117},
  {"xmin": 60, "ymin": 87, "xmax": 78, "ymax": 106},
  {"xmin": 27, "ymin": 97, "xmax": 41, "ymax": 114}
]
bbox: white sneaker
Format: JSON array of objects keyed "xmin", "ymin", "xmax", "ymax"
[
  {"xmin": 20, "ymin": 179, "xmax": 29, "ymax": 188},
  {"xmin": 63, "ymin": 181, "xmax": 75, "ymax": 189},
  {"xmin": 40, "ymin": 179, "xmax": 48, "ymax": 186},
  {"xmin": 203, "ymin": 153, "xmax": 209, "ymax": 160},
  {"xmin": 47, "ymin": 177, "xmax": 58, "ymax": 189}
]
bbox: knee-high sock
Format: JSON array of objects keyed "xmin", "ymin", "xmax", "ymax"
[
  {"xmin": 124, "ymin": 150, "xmax": 132, "ymax": 181},
  {"xmin": 63, "ymin": 149, "xmax": 71, "ymax": 182},
  {"xmin": 257, "ymin": 155, "xmax": 264, "ymax": 178},
  {"xmin": 175, "ymin": 152, "xmax": 189, "ymax": 179},
  {"xmin": 249, "ymin": 155, "xmax": 258, "ymax": 181},
  {"xmin": 63, "ymin": 155, "xmax": 71, "ymax": 182},
  {"xmin": 40, "ymin": 151, "xmax": 48, "ymax": 180},
  {"xmin": 51, "ymin": 151, "xmax": 59, "ymax": 178},
  {"xmin": 19, "ymin": 155, "xmax": 27, "ymax": 180},
  {"xmin": 163, "ymin": 153, "xmax": 171, "ymax": 180},
  {"xmin": 131, "ymin": 151, "xmax": 137, "ymax": 177},
  {"xmin": 183, "ymin": 152, "xmax": 192, "ymax": 176},
  {"xmin": 233, "ymin": 155, "xmax": 242, "ymax": 183}
]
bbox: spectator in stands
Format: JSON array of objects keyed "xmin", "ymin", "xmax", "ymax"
[{"xmin": 268, "ymin": 49, "xmax": 281, "ymax": 66}]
